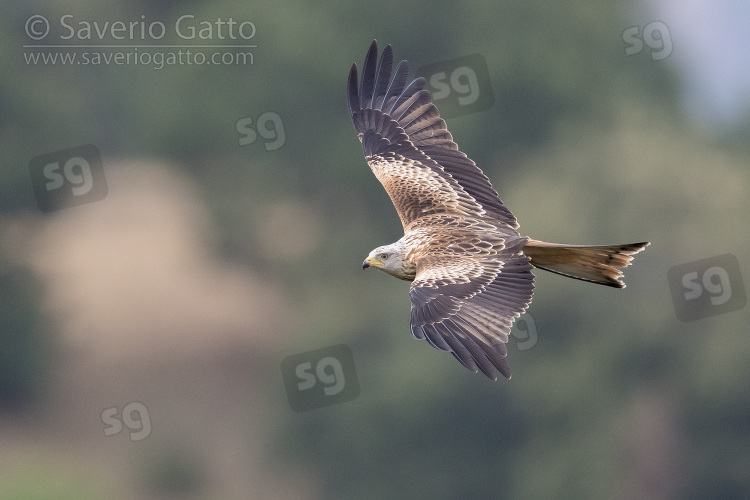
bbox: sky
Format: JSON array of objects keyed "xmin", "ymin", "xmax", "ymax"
[{"xmin": 650, "ymin": 0, "xmax": 750, "ymax": 129}]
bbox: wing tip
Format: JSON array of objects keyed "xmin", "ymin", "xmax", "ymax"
[{"xmin": 347, "ymin": 63, "xmax": 360, "ymax": 114}]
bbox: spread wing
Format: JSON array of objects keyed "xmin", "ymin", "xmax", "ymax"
[
  {"xmin": 407, "ymin": 218, "xmax": 534, "ymax": 380},
  {"xmin": 348, "ymin": 40, "xmax": 518, "ymax": 230}
]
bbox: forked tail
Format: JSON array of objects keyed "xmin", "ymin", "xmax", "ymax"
[{"xmin": 523, "ymin": 239, "xmax": 650, "ymax": 288}]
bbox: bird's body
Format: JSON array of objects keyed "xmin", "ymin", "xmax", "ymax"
[
  {"xmin": 351, "ymin": 41, "xmax": 649, "ymax": 380},
  {"xmin": 365, "ymin": 215, "xmax": 521, "ymax": 282}
]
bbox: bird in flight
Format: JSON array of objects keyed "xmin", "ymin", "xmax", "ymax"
[{"xmin": 348, "ymin": 41, "xmax": 649, "ymax": 380}]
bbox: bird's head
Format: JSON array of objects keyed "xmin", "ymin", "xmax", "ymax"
[{"xmin": 362, "ymin": 242, "xmax": 409, "ymax": 279}]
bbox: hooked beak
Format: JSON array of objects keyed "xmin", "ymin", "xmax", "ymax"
[{"xmin": 362, "ymin": 256, "xmax": 383, "ymax": 269}]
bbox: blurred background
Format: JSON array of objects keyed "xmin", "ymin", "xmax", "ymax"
[{"xmin": 2, "ymin": 0, "xmax": 750, "ymax": 498}]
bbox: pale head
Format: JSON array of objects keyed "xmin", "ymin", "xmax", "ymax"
[{"xmin": 362, "ymin": 240, "xmax": 413, "ymax": 280}]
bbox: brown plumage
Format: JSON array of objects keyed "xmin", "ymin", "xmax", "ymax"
[
  {"xmin": 523, "ymin": 240, "xmax": 649, "ymax": 288},
  {"xmin": 350, "ymin": 41, "xmax": 649, "ymax": 380}
]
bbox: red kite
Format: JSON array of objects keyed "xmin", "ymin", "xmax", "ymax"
[{"xmin": 350, "ymin": 41, "xmax": 649, "ymax": 380}]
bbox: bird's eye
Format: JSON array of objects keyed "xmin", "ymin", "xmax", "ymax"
[{"xmin": 380, "ymin": 253, "xmax": 388, "ymax": 260}]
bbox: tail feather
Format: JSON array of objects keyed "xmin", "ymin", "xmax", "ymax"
[{"xmin": 523, "ymin": 240, "xmax": 650, "ymax": 288}]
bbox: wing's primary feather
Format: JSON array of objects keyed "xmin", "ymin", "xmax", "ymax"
[
  {"xmin": 360, "ymin": 41, "xmax": 378, "ymax": 109},
  {"xmin": 383, "ymin": 60, "xmax": 410, "ymax": 110},
  {"xmin": 371, "ymin": 44, "xmax": 393, "ymax": 109}
]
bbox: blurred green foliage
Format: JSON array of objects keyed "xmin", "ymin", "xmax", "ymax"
[
  {"xmin": 2, "ymin": 0, "xmax": 750, "ymax": 498},
  {"xmin": 0, "ymin": 465, "xmax": 101, "ymax": 500},
  {"xmin": 0, "ymin": 268, "xmax": 49, "ymax": 408}
]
